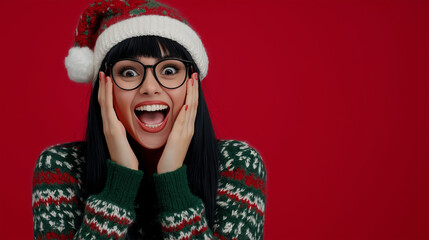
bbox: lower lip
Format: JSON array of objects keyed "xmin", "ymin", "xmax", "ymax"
[{"xmin": 135, "ymin": 112, "xmax": 169, "ymax": 133}]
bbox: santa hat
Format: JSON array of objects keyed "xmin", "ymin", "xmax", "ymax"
[{"xmin": 65, "ymin": 0, "xmax": 208, "ymax": 83}]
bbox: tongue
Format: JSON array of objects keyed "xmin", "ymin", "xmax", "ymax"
[{"xmin": 139, "ymin": 111, "xmax": 165, "ymax": 125}]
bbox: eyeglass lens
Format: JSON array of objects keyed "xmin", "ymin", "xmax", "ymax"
[{"xmin": 112, "ymin": 59, "xmax": 187, "ymax": 89}]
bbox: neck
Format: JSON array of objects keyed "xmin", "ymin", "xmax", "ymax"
[{"xmin": 128, "ymin": 135, "xmax": 164, "ymax": 175}]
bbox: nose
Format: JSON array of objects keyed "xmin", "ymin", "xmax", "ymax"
[{"xmin": 139, "ymin": 68, "xmax": 161, "ymax": 95}]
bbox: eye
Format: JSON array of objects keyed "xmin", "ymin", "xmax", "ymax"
[
  {"xmin": 121, "ymin": 69, "xmax": 138, "ymax": 77},
  {"xmin": 161, "ymin": 66, "xmax": 177, "ymax": 76}
]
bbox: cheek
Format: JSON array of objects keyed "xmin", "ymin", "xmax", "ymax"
[
  {"xmin": 113, "ymin": 90, "xmax": 134, "ymax": 123},
  {"xmin": 169, "ymin": 88, "xmax": 187, "ymax": 118}
]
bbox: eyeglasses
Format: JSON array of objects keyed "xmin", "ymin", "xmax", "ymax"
[{"xmin": 105, "ymin": 58, "xmax": 193, "ymax": 90}]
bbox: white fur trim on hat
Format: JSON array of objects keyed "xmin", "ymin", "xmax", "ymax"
[
  {"xmin": 65, "ymin": 47, "xmax": 94, "ymax": 83},
  {"xmin": 92, "ymin": 15, "xmax": 208, "ymax": 82}
]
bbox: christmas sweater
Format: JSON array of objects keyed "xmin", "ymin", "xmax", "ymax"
[{"xmin": 32, "ymin": 140, "xmax": 266, "ymax": 239}]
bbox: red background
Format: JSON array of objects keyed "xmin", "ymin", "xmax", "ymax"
[{"xmin": 0, "ymin": 0, "xmax": 428, "ymax": 239}]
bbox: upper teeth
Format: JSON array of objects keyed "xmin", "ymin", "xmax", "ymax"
[{"xmin": 135, "ymin": 104, "xmax": 168, "ymax": 112}]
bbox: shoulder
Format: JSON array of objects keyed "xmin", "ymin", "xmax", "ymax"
[
  {"xmin": 217, "ymin": 139, "xmax": 266, "ymax": 182},
  {"xmin": 33, "ymin": 142, "xmax": 86, "ymax": 192},
  {"xmin": 35, "ymin": 142, "xmax": 85, "ymax": 173},
  {"xmin": 33, "ymin": 142, "xmax": 86, "ymax": 237}
]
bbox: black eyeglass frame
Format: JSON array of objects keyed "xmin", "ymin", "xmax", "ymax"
[{"xmin": 104, "ymin": 58, "xmax": 194, "ymax": 91}]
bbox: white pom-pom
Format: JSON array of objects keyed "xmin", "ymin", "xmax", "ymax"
[{"xmin": 65, "ymin": 47, "xmax": 94, "ymax": 83}]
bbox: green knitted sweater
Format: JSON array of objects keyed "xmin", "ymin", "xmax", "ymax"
[{"xmin": 32, "ymin": 140, "xmax": 266, "ymax": 239}]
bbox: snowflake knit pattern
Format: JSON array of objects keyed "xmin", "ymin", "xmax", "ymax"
[{"xmin": 32, "ymin": 140, "xmax": 266, "ymax": 239}]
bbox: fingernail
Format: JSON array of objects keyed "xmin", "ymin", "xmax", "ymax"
[
  {"xmin": 195, "ymin": 73, "xmax": 199, "ymax": 80},
  {"xmin": 185, "ymin": 105, "xmax": 188, "ymax": 111}
]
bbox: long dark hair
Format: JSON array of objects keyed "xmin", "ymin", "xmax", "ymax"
[{"xmin": 83, "ymin": 36, "xmax": 219, "ymax": 229}]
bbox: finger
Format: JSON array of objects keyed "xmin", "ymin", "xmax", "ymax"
[
  {"xmin": 104, "ymin": 76, "xmax": 122, "ymax": 125},
  {"xmin": 183, "ymin": 76, "xmax": 194, "ymax": 128},
  {"xmin": 184, "ymin": 75, "xmax": 194, "ymax": 106},
  {"xmin": 187, "ymin": 73, "xmax": 199, "ymax": 126},
  {"xmin": 105, "ymin": 76, "xmax": 112, "ymax": 108},
  {"xmin": 99, "ymin": 72, "xmax": 109, "ymax": 123},
  {"xmin": 98, "ymin": 72, "xmax": 111, "ymax": 132},
  {"xmin": 98, "ymin": 71, "xmax": 105, "ymax": 107},
  {"xmin": 172, "ymin": 104, "xmax": 187, "ymax": 133},
  {"xmin": 192, "ymin": 73, "xmax": 199, "ymax": 116}
]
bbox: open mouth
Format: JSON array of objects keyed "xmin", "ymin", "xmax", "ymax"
[{"xmin": 134, "ymin": 104, "xmax": 170, "ymax": 132}]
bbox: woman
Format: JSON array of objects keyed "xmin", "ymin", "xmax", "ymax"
[{"xmin": 32, "ymin": 0, "xmax": 266, "ymax": 239}]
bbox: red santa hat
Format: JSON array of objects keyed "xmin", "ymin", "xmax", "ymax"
[{"xmin": 65, "ymin": 0, "xmax": 208, "ymax": 83}]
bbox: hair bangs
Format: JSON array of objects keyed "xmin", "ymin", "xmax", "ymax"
[{"xmin": 102, "ymin": 36, "xmax": 191, "ymax": 67}]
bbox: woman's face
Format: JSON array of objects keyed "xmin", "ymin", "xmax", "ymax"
[{"xmin": 112, "ymin": 55, "xmax": 188, "ymax": 149}]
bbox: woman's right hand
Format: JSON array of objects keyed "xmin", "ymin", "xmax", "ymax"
[{"xmin": 98, "ymin": 71, "xmax": 139, "ymax": 170}]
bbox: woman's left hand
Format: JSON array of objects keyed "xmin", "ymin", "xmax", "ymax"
[{"xmin": 157, "ymin": 73, "xmax": 199, "ymax": 174}]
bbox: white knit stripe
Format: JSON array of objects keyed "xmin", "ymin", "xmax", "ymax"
[
  {"xmin": 38, "ymin": 145, "xmax": 83, "ymax": 172},
  {"xmin": 215, "ymin": 221, "xmax": 259, "ymax": 240},
  {"xmin": 93, "ymin": 15, "xmax": 208, "ymax": 82},
  {"xmin": 46, "ymin": 147, "xmax": 70, "ymax": 159},
  {"xmin": 245, "ymin": 228, "xmax": 257, "ymax": 240},
  {"xmin": 33, "ymin": 214, "xmax": 44, "ymax": 232},
  {"xmin": 32, "ymin": 188, "xmax": 77, "ymax": 206},
  {"xmin": 222, "ymin": 222, "xmax": 234, "ymax": 233},
  {"xmin": 83, "ymin": 215, "xmax": 128, "ymax": 237},
  {"xmin": 178, "ymin": 224, "xmax": 208, "ymax": 240},
  {"xmin": 218, "ymin": 183, "xmax": 265, "ymax": 213},
  {"xmin": 54, "ymin": 160, "xmax": 75, "ymax": 170},
  {"xmin": 86, "ymin": 198, "xmax": 132, "ymax": 223},
  {"xmin": 214, "ymin": 198, "xmax": 260, "ymax": 228},
  {"xmin": 223, "ymin": 159, "xmax": 234, "ymax": 170},
  {"xmin": 214, "ymin": 204, "xmax": 257, "ymax": 233},
  {"xmin": 232, "ymin": 141, "xmax": 251, "ymax": 150},
  {"xmin": 165, "ymin": 223, "xmax": 208, "ymax": 240},
  {"xmin": 161, "ymin": 204, "xmax": 204, "ymax": 229},
  {"xmin": 235, "ymin": 222, "xmax": 245, "ymax": 236},
  {"xmin": 34, "ymin": 208, "xmax": 83, "ymax": 231},
  {"xmin": 52, "ymin": 161, "xmax": 84, "ymax": 183},
  {"xmin": 219, "ymin": 140, "xmax": 266, "ymax": 178},
  {"xmin": 48, "ymin": 218, "xmax": 66, "ymax": 232},
  {"xmin": 232, "ymin": 149, "xmax": 263, "ymax": 171},
  {"xmin": 220, "ymin": 147, "xmax": 230, "ymax": 161},
  {"xmin": 71, "ymin": 150, "xmax": 80, "ymax": 159}
]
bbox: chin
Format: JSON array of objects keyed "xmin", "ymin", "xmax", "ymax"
[{"xmin": 130, "ymin": 125, "xmax": 170, "ymax": 150}]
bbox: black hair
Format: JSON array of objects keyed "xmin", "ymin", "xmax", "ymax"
[{"xmin": 83, "ymin": 36, "xmax": 219, "ymax": 230}]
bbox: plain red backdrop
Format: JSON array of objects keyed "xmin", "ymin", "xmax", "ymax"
[{"xmin": 0, "ymin": 0, "xmax": 428, "ymax": 239}]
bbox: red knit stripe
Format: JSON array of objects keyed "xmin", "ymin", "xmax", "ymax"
[
  {"xmin": 214, "ymin": 232, "xmax": 238, "ymax": 240},
  {"xmin": 177, "ymin": 226, "xmax": 208, "ymax": 240},
  {"xmin": 33, "ymin": 168, "xmax": 78, "ymax": 187},
  {"xmin": 85, "ymin": 204, "xmax": 131, "ymax": 226},
  {"xmin": 84, "ymin": 217, "xmax": 126, "ymax": 238},
  {"xmin": 37, "ymin": 230, "xmax": 74, "ymax": 240},
  {"xmin": 217, "ymin": 189, "xmax": 264, "ymax": 216},
  {"xmin": 161, "ymin": 210, "xmax": 203, "ymax": 232},
  {"xmin": 33, "ymin": 196, "xmax": 78, "ymax": 208},
  {"xmin": 220, "ymin": 167, "xmax": 266, "ymax": 195}
]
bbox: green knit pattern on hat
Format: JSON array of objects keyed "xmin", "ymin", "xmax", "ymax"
[{"xmin": 74, "ymin": 0, "xmax": 188, "ymax": 49}]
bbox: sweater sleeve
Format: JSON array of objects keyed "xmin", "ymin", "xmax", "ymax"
[
  {"xmin": 32, "ymin": 143, "xmax": 143, "ymax": 240},
  {"xmin": 153, "ymin": 140, "xmax": 266, "ymax": 240}
]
